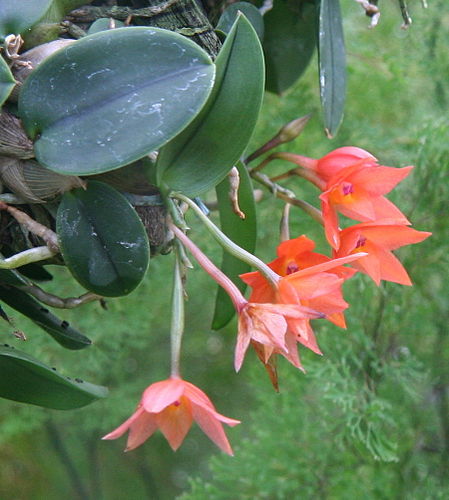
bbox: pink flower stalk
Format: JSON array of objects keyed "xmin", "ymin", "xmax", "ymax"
[{"xmin": 102, "ymin": 377, "xmax": 240, "ymax": 455}]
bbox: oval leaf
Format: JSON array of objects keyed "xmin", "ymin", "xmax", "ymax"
[
  {"xmin": 157, "ymin": 13, "xmax": 264, "ymax": 196},
  {"xmin": 19, "ymin": 27, "xmax": 215, "ymax": 175},
  {"xmin": 0, "ymin": 284, "xmax": 92, "ymax": 350},
  {"xmin": 0, "ymin": 345, "xmax": 107, "ymax": 409},
  {"xmin": 0, "ymin": 56, "xmax": 15, "ymax": 106},
  {"xmin": 318, "ymin": 0, "xmax": 346, "ymax": 138},
  {"xmin": 57, "ymin": 181, "xmax": 150, "ymax": 297},
  {"xmin": 263, "ymin": 0, "xmax": 317, "ymax": 95},
  {"xmin": 212, "ymin": 162, "xmax": 257, "ymax": 329}
]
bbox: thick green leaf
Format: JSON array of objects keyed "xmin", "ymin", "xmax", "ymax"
[
  {"xmin": 0, "ymin": 284, "xmax": 92, "ymax": 349},
  {"xmin": 0, "ymin": 345, "xmax": 107, "ymax": 409},
  {"xmin": 216, "ymin": 2, "xmax": 264, "ymax": 41},
  {"xmin": 19, "ymin": 27, "xmax": 215, "ymax": 175},
  {"xmin": 87, "ymin": 18, "xmax": 125, "ymax": 35},
  {"xmin": 0, "ymin": 0, "xmax": 52, "ymax": 40},
  {"xmin": 0, "ymin": 56, "xmax": 15, "ymax": 106},
  {"xmin": 318, "ymin": 0, "xmax": 346, "ymax": 138},
  {"xmin": 263, "ymin": 0, "xmax": 317, "ymax": 95},
  {"xmin": 157, "ymin": 13, "xmax": 264, "ymax": 196},
  {"xmin": 57, "ymin": 181, "xmax": 150, "ymax": 297},
  {"xmin": 212, "ymin": 162, "xmax": 257, "ymax": 329}
]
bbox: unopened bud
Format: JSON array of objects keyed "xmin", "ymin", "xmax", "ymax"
[{"xmin": 278, "ymin": 114, "xmax": 311, "ymax": 144}]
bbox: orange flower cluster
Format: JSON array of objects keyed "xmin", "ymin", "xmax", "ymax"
[
  {"xmin": 238, "ymin": 147, "xmax": 430, "ymax": 379},
  {"xmin": 298, "ymin": 147, "xmax": 431, "ymax": 284}
]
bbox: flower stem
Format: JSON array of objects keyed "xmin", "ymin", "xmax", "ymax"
[
  {"xmin": 169, "ymin": 223, "xmax": 247, "ymax": 312},
  {"xmin": 171, "ymin": 193, "xmax": 280, "ymax": 288},
  {"xmin": 170, "ymin": 244, "xmax": 185, "ymax": 378}
]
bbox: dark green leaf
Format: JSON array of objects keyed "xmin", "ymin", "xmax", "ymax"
[
  {"xmin": 263, "ymin": 0, "xmax": 317, "ymax": 95},
  {"xmin": 212, "ymin": 162, "xmax": 257, "ymax": 329},
  {"xmin": 87, "ymin": 18, "xmax": 125, "ymax": 35},
  {"xmin": 0, "ymin": 0, "xmax": 52, "ymax": 40},
  {"xmin": 0, "ymin": 345, "xmax": 107, "ymax": 409},
  {"xmin": 0, "ymin": 284, "xmax": 92, "ymax": 349},
  {"xmin": 157, "ymin": 14, "xmax": 264, "ymax": 197},
  {"xmin": 216, "ymin": 2, "xmax": 264, "ymax": 41},
  {"xmin": 13, "ymin": 263, "xmax": 53, "ymax": 282},
  {"xmin": 19, "ymin": 27, "xmax": 215, "ymax": 175},
  {"xmin": 0, "ymin": 56, "xmax": 15, "ymax": 106},
  {"xmin": 57, "ymin": 181, "xmax": 150, "ymax": 297},
  {"xmin": 318, "ymin": 0, "xmax": 346, "ymax": 138}
]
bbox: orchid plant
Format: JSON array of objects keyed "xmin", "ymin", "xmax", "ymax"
[{"xmin": 0, "ymin": 0, "xmax": 430, "ymax": 456}]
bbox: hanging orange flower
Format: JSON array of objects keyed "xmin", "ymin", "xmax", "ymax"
[{"xmin": 103, "ymin": 377, "xmax": 240, "ymax": 455}]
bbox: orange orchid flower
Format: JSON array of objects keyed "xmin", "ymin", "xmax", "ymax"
[
  {"xmin": 235, "ymin": 302, "xmax": 323, "ymax": 372},
  {"xmin": 103, "ymin": 377, "xmax": 240, "ymax": 455},
  {"xmin": 241, "ymin": 236, "xmax": 357, "ymax": 330},
  {"xmin": 241, "ymin": 247, "xmax": 365, "ymax": 362},
  {"xmin": 320, "ymin": 161, "xmax": 413, "ymax": 249},
  {"xmin": 286, "ymin": 146, "xmax": 377, "ymax": 183},
  {"xmin": 334, "ymin": 221, "xmax": 431, "ymax": 285}
]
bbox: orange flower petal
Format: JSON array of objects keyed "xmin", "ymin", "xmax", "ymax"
[
  {"xmin": 155, "ymin": 397, "xmax": 193, "ymax": 451},
  {"xmin": 142, "ymin": 378, "xmax": 185, "ymax": 413}
]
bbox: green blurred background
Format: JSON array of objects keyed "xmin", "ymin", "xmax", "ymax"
[{"xmin": 1, "ymin": 1, "xmax": 448, "ymax": 498}]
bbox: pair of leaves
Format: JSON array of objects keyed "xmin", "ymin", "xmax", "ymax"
[
  {"xmin": 0, "ymin": 345, "xmax": 107, "ymax": 409},
  {"xmin": 0, "ymin": 272, "xmax": 103, "ymax": 409},
  {"xmin": 19, "ymin": 16, "xmax": 264, "ymax": 198}
]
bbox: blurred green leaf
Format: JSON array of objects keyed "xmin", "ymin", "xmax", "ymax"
[
  {"xmin": 87, "ymin": 18, "xmax": 125, "ymax": 35},
  {"xmin": 212, "ymin": 162, "xmax": 257, "ymax": 329},
  {"xmin": 19, "ymin": 27, "xmax": 215, "ymax": 175},
  {"xmin": 216, "ymin": 2, "xmax": 264, "ymax": 40},
  {"xmin": 0, "ymin": 345, "xmax": 107, "ymax": 409},
  {"xmin": 0, "ymin": 284, "xmax": 92, "ymax": 349},
  {"xmin": 263, "ymin": 0, "xmax": 317, "ymax": 95},
  {"xmin": 0, "ymin": 0, "xmax": 86, "ymax": 41},
  {"xmin": 56, "ymin": 181, "xmax": 150, "ymax": 297},
  {"xmin": 318, "ymin": 0, "xmax": 346, "ymax": 138},
  {"xmin": 0, "ymin": 0, "xmax": 52, "ymax": 40},
  {"xmin": 0, "ymin": 56, "xmax": 15, "ymax": 106},
  {"xmin": 157, "ymin": 14, "xmax": 264, "ymax": 197}
]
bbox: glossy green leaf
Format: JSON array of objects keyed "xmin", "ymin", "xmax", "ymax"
[
  {"xmin": 318, "ymin": 0, "xmax": 346, "ymax": 138},
  {"xmin": 57, "ymin": 181, "xmax": 150, "ymax": 297},
  {"xmin": 0, "ymin": 284, "xmax": 92, "ymax": 350},
  {"xmin": 0, "ymin": 56, "xmax": 15, "ymax": 106},
  {"xmin": 263, "ymin": 0, "xmax": 317, "ymax": 95},
  {"xmin": 0, "ymin": 345, "xmax": 107, "ymax": 409},
  {"xmin": 19, "ymin": 27, "xmax": 215, "ymax": 175},
  {"xmin": 216, "ymin": 2, "xmax": 264, "ymax": 41},
  {"xmin": 212, "ymin": 162, "xmax": 257, "ymax": 329},
  {"xmin": 157, "ymin": 13, "xmax": 264, "ymax": 197},
  {"xmin": 0, "ymin": 0, "xmax": 52, "ymax": 40},
  {"xmin": 87, "ymin": 18, "xmax": 125, "ymax": 35}
]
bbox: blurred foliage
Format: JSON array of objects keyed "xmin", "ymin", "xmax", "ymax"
[{"xmin": 1, "ymin": 0, "xmax": 448, "ymax": 499}]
